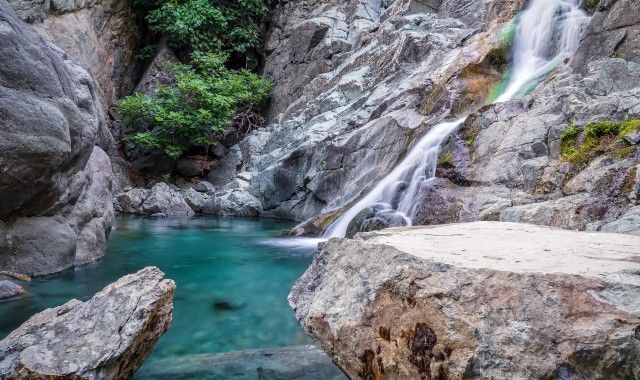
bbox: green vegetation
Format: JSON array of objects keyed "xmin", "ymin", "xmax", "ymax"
[
  {"xmin": 119, "ymin": 0, "xmax": 274, "ymax": 159},
  {"xmin": 560, "ymin": 119, "xmax": 640, "ymax": 165},
  {"xmin": 135, "ymin": 0, "xmax": 269, "ymax": 54},
  {"xmin": 118, "ymin": 53, "xmax": 272, "ymax": 158}
]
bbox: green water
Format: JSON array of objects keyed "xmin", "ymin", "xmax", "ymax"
[{"xmin": 0, "ymin": 216, "xmax": 317, "ymax": 376}]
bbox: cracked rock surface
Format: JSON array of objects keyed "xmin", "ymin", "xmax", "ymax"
[
  {"xmin": 0, "ymin": 266, "xmax": 175, "ymax": 379},
  {"xmin": 290, "ymin": 222, "xmax": 640, "ymax": 379}
]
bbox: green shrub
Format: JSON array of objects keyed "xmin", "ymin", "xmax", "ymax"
[
  {"xmin": 560, "ymin": 119, "xmax": 640, "ymax": 165},
  {"xmin": 118, "ymin": 52, "xmax": 272, "ymax": 158},
  {"xmin": 142, "ymin": 0, "xmax": 269, "ymax": 54}
]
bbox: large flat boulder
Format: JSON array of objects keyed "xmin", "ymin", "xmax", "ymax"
[
  {"xmin": 290, "ymin": 222, "xmax": 640, "ymax": 379},
  {"xmin": 0, "ymin": 267, "xmax": 175, "ymax": 379}
]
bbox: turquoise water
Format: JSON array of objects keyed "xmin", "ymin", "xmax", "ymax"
[{"xmin": 0, "ymin": 216, "xmax": 316, "ymax": 376}]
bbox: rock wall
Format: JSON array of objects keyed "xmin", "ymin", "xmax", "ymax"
[
  {"xmin": 433, "ymin": 0, "xmax": 640, "ymax": 232},
  {"xmin": 0, "ymin": 266, "xmax": 175, "ymax": 379},
  {"xmin": 225, "ymin": 0, "xmax": 524, "ymax": 221},
  {"xmin": 6, "ymin": 0, "xmax": 141, "ymax": 109},
  {"xmin": 290, "ymin": 222, "xmax": 640, "ymax": 379},
  {"xmin": 0, "ymin": 0, "xmax": 114, "ymax": 276}
]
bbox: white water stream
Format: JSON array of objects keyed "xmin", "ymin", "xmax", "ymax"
[{"xmin": 323, "ymin": 0, "xmax": 589, "ymax": 238}]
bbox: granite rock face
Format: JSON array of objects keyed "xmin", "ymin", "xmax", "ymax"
[
  {"xmin": 426, "ymin": 0, "xmax": 640, "ymax": 232},
  {"xmin": 0, "ymin": 1, "xmax": 114, "ymax": 276},
  {"xmin": 6, "ymin": 0, "xmax": 141, "ymax": 108},
  {"xmin": 290, "ymin": 222, "xmax": 640, "ymax": 379},
  {"xmin": 222, "ymin": 0, "xmax": 524, "ymax": 221},
  {"xmin": 0, "ymin": 266, "xmax": 175, "ymax": 379}
]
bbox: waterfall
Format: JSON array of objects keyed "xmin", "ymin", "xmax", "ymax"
[{"xmin": 323, "ymin": 0, "xmax": 589, "ymax": 239}]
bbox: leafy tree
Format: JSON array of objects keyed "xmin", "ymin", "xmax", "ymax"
[
  {"xmin": 118, "ymin": 52, "xmax": 272, "ymax": 158},
  {"xmin": 139, "ymin": 0, "xmax": 269, "ymax": 54}
]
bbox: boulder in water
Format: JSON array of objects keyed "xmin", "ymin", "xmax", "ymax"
[
  {"xmin": 0, "ymin": 280, "xmax": 25, "ymax": 300},
  {"xmin": 0, "ymin": 267, "xmax": 175, "ymax": 379},
  {"xmin": 290, "ymin": 222, "xmax": 640, "ymax": 379},
  {"xmin": 345, "ymin": 204, "xmax": 408, "ymax": 238}
]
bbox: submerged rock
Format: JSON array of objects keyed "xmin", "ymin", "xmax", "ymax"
[
  {"xmin": 0, "ymin": 280, "xmax": 25, "ymax": 301},
  {"xmin": 290, "ymin": 222, "xmax": 640, "ymax": 379},
  {"xmin": 139, "ymin": 345, "xmax": 345, "ymax": 380},
  {"xmin": 0, "ymin": 267, "xmax": 175, "ymax": 379}
]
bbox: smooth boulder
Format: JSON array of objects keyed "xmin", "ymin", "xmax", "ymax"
[
  {"xmin": 290, "ymin": 222, "xmax": 640, "ymax": 379},
  {"xmin": 0, "ymin": 267, "xmax": 175, "ymax": 379}
]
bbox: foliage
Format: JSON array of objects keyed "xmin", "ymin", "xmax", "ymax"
[
  {"xmin": 560, "ymin": 119, "xmax": 640, "ymax": 165},
  {"xmin": 140, "ymin": 0, "xmax": 269, "ymax": 54},
  {"xmin": 118, "ymin": 52, "xmax": 272, "ymax": 158}
]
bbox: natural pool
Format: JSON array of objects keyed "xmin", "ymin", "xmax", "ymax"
[{"xmin": 0, "ymin": 216, "xmax": 318, "ymax": 377}]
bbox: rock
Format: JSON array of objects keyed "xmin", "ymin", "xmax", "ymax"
[
  {"xmin": 192, "ymin": 181, "xmax": 216, "ymax": 194},
  {"xmin": 0, "ymin": 266, "xmax": 175, "ymax": 378},
  {"xmin": 231, "ymin": 0, "xmax": 525, "ymax": 221},
  {"xmin": 134, "ymin": 38, "xmax": 178, "ymax": 96},
  {"xmin": 6, "ymin": 0, "xmax": 142, "ymax": 108},
  {"xmin": 138, "ymin": 346, "xmax": 346, "ymax": 380},
  {"xmin": 600, "ymin": 205, "xmax": 640, "ymax": 233},
  {"xmin": 115, "ymin": 188, "xmax": 150, "ymax": 214},
  {"xmin": 345, "ymin": 203, "xmax": 409, "ymax": 238},
  {"xmin": 0, "ymin": 280, "xmax": 25, "ymax": 300},
  {"xmin": 290, "ymin": 222, "xmax": 640, "ymax": 379},
  {"xmin": 184, "ymin": 188, "xmax": 210, "ymax": 213},
  {"xmin": 203, "ymin": 189, "xmax": 263, "ymax": 217},
  {"xmin": 141, "ymin": 183, "xmax": 195, "ymax": 217},
  {"xmin": 0, "ymin": 3, "xmax": 114, "ymax": 276},
  {"xmin": 176, "ymin": 156, "xmax": 214, "ymax": 178}
]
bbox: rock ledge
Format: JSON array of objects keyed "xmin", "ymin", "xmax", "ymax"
[{"xmin": 290, "ymin": 222, "xmax": 640, "ymax": 379}]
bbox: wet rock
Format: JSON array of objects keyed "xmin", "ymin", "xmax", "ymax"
[
  {"xmin": 138, "ymin": 345, "xmax": 346, "ymax": 380},
  {"xmin": 0, "ymin": 267, "xmax": 175, "ymax": 378},
  {"xmin": 290, "ymin": 222, "xmax": 640, "ymax": 379},
  {"xmin": 0, "ymin": 280, "xmax": 25, "ymax": 301},
  {"xmin": 345, "ymin": 203, "xmax": 408, "ymax": 238}
]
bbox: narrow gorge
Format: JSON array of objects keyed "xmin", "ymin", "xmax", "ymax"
[{"xmin": 0, "ymin": 0, "xmax": 639, "ymax": 378}]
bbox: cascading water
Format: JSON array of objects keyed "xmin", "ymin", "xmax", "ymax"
[
  {"xmin": 323, "ymin": 0, "xmax": 590, "ymax": 238},
  {"xmin": 496, "ymin": 0, "xmax": 591, "ymax": 102}
]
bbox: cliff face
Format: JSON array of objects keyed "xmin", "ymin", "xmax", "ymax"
[
  {"xmin": 227, "ymin": 0, "xmax": 524, "ymax": 221},
  {"xmin": 209, "ymin": 0, "xmax": 639, "ymax": 235},
  {"xmin": 432, "ymin": 0, "xmax": 640, "ymax": 232},
  {"xmin": 6, "ymin": 0, "xmax": 141, "ymax": 109},
  {"xmin": 0, "ymin": 0, "xmax": 114, "ymax": 276}
]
